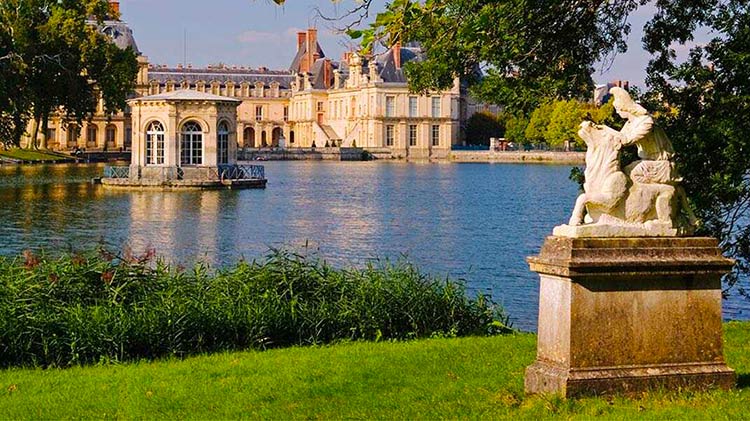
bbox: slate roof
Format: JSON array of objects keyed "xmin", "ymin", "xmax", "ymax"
[
  {"xmin": 289, "ymin": 41, "xmax": 326, "ymax": 73},
  {"xmin": 148, "ymin": 68, "xmax": 295, "ymax": 88},
  {"xmin": 374, "ymin": 43, "xmax": 424, "ymax": 83},
  {"xmin": 129, "ymin": 89, "xmax": 241, "ymax": 103},
  {"xmin": 93, "ymin": 19, "xmax": 140, "ymax": 54}
]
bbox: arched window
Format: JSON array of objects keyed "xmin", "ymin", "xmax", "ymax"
[
  {"xmin": 146, "ymin": 121, "xmax": 165, "ymax": 165},
  {"xmin": 243, "ymin": 127, "xmax": 255, "ymax": 148},
  {"xmin": 271, "ymin": 127, "xmax": 282, "ymax": 147},
  {"xmin": 105, "ymin": 124, "xmax": 117, "ymax": 147},
  {"xmin": 289, "ymin": 130, "xmax": 295, "ymax": 144},
  {"xmin": 86, "ymin": 125, "xmax": 98, "ymax": 147},
  {"xmin": 180, "ymin": 121, "xmax": 203, "ymax": 165},
  {"xmin": 218, "ymin": 121, "xmax": 230, "ymax": 164},
  {"xmin": 67, "ymin": 124, "xmax": 80, "ymax": 148}
]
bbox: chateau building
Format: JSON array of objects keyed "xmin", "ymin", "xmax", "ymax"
[{"xmin": 26, "ymin": 1, "xmax": 474, "ymax": 159}]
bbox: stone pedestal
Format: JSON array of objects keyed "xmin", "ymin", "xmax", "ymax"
[{"xmin": 525, "ymin": 236, "xmax": 736, "ymax": 397}]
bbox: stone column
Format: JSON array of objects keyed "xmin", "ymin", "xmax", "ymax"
[{"xmin": 525, "ymin": 236, "xmax": 736, "ymax": 397}]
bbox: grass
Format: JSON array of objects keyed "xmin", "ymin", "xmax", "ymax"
[
  {"xmin": 0, "ymin": 148, "xmax": 68, "ymax": 162},
  {"xmin": 0, "ymin": 248, "xmax": 508, "ymax": 368},
  {"xmin": 0, "ymin": 322, "xmax": 748, "ymax": 419}
]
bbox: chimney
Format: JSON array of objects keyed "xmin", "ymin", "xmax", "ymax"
[
  {"xmin": 297, "ymin": 32, "xmax": 307, "ymax": 50},
  {"xmin": 342, "ymin": 52, "xmax": 351, "ymax": 63},
  {"xmin": 109, "ymin": 1, "xmax": 120, "ymax": 18},
  {"xmin": 324, "ymin": 59, "xmax": 332, "ymax": 89},
  {"xmin": 306, "ymin": 28, "xmax": 318, "ymax": 74},
  {"xmin": 393, "ymin": 42, "xmax": 402, "ymax": 69}
]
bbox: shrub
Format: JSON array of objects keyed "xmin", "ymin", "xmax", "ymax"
[
  {"xmin": 465, "ymin": 111, "xmax": 504, "ymax": 146},
  {"xmin": 0, "ymin": 248, "xmax": 511, "ymax": 368}
]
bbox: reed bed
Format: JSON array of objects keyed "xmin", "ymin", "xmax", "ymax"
[{"xmin": 0, "ymin": 248, "xmax": 510, "ymax": 368}]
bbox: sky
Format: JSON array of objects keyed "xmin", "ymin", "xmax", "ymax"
[{"xmin": 120, "ymin": 0, "xmax": 708, "ymax": 89}]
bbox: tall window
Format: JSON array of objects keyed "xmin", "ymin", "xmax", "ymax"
[
  {"xmin": 255, "ymin": 106, "xmax": 263, "ymax": 122},
  {"xmin": 283, "ymin": 106, "xmax": 289, "ymax": 122},
  {"xmin": 180, "ymin": 121, "xmax": 203, "ymax": 165},
  {"xmin": 385, "ymin": 125, "xmax": 394, "ymax": 146},
  {"xmin": 316, "ymin": 101, "xmax": 324, "ymax": 112},
  {"xmin": 409, "ymin": 96, "xmax": 418, "ymax": 117},
  {"xmin": 431, "ymin": 125, "xmax": 440, "ymax": 146},
  {"xmin": 218, "ymin": 122, "xmax": 229, "ymax": 164},
  {"xmin": 385, "ymin": 96, "xmax": 395, "ymax": 117},
  {"xmin": 106, "ymin": 125, "xmax": 116, "ymax": 145},
  {"xmin": 146, "ymin": 121, "xmax": 165, "ymax": 165},
  {"xmin": 431, "ymin": 97, "xmax": 441, "ymax": 117},
  {"xmin": 87, "ymin": 125, "xmax": 98, "ymax": 146},
  {"xmin": 409, "ymin": 124, "xmax": 417, "ymax": 146}
]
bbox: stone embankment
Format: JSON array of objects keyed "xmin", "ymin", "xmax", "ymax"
[
  {"xmin": 238, "ymin": 148, "xmax": 585, "ymax": 164},
  {"xmin": 449, "ymin": 150, "xmax": 585, "ymax": 164},
  {"xmin": 239, "ymin": 147, "xmax": 366, "ymax": 161}
]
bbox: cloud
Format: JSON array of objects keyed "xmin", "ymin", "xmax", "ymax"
[{"xmin": 236, "ymin": 27, "xmax": 306, "ymax": 45}]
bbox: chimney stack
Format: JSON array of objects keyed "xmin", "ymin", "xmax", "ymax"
[
  {"xmin": 393, "ymin": 42, "xmax": 402, "ymax": 69},
  {"xmin": 306, "ymin": 28, "xmax": 318, "ymax": 73},
  {"xmin": 297, "ymin": 32, "xmax": 307, "ymax": 50},
  {"xmin": 109, "ymin": 1, "xmax": 120, "ymax": 17}
]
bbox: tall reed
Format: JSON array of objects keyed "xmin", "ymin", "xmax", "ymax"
[{"xmin": 0, "ymin": 248, "xmax": 511, "ymax": 368}]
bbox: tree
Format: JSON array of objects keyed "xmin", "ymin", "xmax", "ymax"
[
  {"xmin": 355, "ymin": 0, "xmax": 640, "ymax": 113},
  {"xmin": 0, "ymin": 0, "xmax": 137, "ymax": 148},
  {"xmin": 502, "ymin": 114, "xmax": 529, "ymax": 146},
  {"xmin": 544, "ymin": 99, "xmax": 585, "ymax": 148},
  {"xmin": 464, "ymin": 111, "xmax": 503, "ymax": 146},
  {"xmin": 524, "ymin": 101, "xmax": 554, "ymax": 145},
  {"xmin": 354, "ymin": 0, "xmax": 750, "ymax": 289},
  {"xmin": 641, "ymin": 1, "xmax": 750, "ymax": 292}
]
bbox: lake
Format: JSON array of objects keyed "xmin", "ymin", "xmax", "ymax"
[{"xmin": 0, "ymin": 161, "xmax": 747, "ymax": 331}]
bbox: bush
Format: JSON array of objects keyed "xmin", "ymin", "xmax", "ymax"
[
  {"xmin": 465, "ymin": 111, "xmax": 504, "ymax": 146},
  {"xmin": 0, "ymin": 248, "xmax": 510, "ymax": 368}
]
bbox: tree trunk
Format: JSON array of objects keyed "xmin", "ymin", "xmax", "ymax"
[
  {"xmin": 12, "ymin": 113, "xmax": 25, "ymax": 148},
  {"xmin": 41, "ymin": 113, "xmax": 50, "ymax": 150},
  {"xmin": 30, "ymin": 116, "xmax": 40, "ymax": 150}
]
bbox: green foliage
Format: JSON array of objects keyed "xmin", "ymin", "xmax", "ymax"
[
  {"xmin": 0, "ymin": 0, "xmax": 138, "ymax": 148},
  {"xmin": 1, "ymin": 323, "xmax": 750, "ymax": 418},
  {"xmin": 0, "ymin": 248, "xmax": 509, "ymax": 368},
  {"xmin": 638, "ymin": 1, "xmax": 750, "ymax": 289},
  {"xmin": 501, "ymin": 113, "xmax": 529, "ymax": 145},
  {"xmin": 524, "ymin": 102, "xmax": 554, "ymax": 144},
  {"xmin": 544, "ymin": 100, "xmax": 585, "ymax": 147},
  {"xmin": 464, "ymin": 111, "xmax": 503, "ymax": 146},
  {"xmin": 358, "ymin": 1, "xmax": 640, "ymax": 112}
]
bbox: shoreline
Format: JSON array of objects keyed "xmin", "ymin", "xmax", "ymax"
[
  {"xmin": 448, "ymin": 150, "xmax": 585, "ymax": 164},
  {"xmin": 239, "ymin": 148, "xmax": 585, "ymax": 165}
]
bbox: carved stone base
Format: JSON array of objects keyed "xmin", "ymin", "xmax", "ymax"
[
  {"xmin": 553, "ymin": 220, "xmax": 678, "ymax": 238},
  {"xmin": 525, "ymin": 236, "xmax": 736, "ymax": 397}
]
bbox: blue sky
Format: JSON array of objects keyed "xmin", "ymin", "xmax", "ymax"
[{"xmin": 120, "ymin": 0, "xmax": 705, "ymax": 88}]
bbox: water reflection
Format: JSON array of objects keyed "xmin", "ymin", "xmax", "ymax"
[{"xmin": 0, "ymin": 162, "xmax": 748, "ymax": 331}]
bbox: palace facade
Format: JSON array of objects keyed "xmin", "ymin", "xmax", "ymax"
[{"xmin": 25, "ymin": 1, "xmax": 478, "ymax": 159}]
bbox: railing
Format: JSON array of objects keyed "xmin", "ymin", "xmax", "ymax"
[
  {"xmin": 104, "ymin": 165, "xmax": 264, "ymax": 181},
  {"xmin": 103, "ymin": 165, "xmax": 130, "ymax": 179},
  {"xmin": 213, "ymin": 164, "xmax": 265, "ymax": 181}
]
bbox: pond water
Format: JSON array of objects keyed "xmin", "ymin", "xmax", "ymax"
[{"xmin": 0, "ymin": 162, "xmax": 747, "ymax": 331}]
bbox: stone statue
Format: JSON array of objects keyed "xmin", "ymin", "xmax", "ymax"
[{"xmin": 555, "ymin": 88, "xmax": 697, "ymax": 237}]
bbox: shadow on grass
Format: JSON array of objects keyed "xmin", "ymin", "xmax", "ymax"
[{"xmin": 737, "ymin": 373, "xmax": 750, "ymax": 389}]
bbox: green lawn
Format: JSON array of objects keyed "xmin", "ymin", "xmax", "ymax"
[
  {"xmin": 1, "ymin": 322, "xmax": 749, "ymax": 419},
  {"xmin": 0, "ymin": 148, "xmax": 68, "ymax": 162}
]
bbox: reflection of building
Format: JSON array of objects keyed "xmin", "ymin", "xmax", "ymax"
[{"xmin": 26, "ymin": 1, "xmax": 486, "ymax": 159}]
